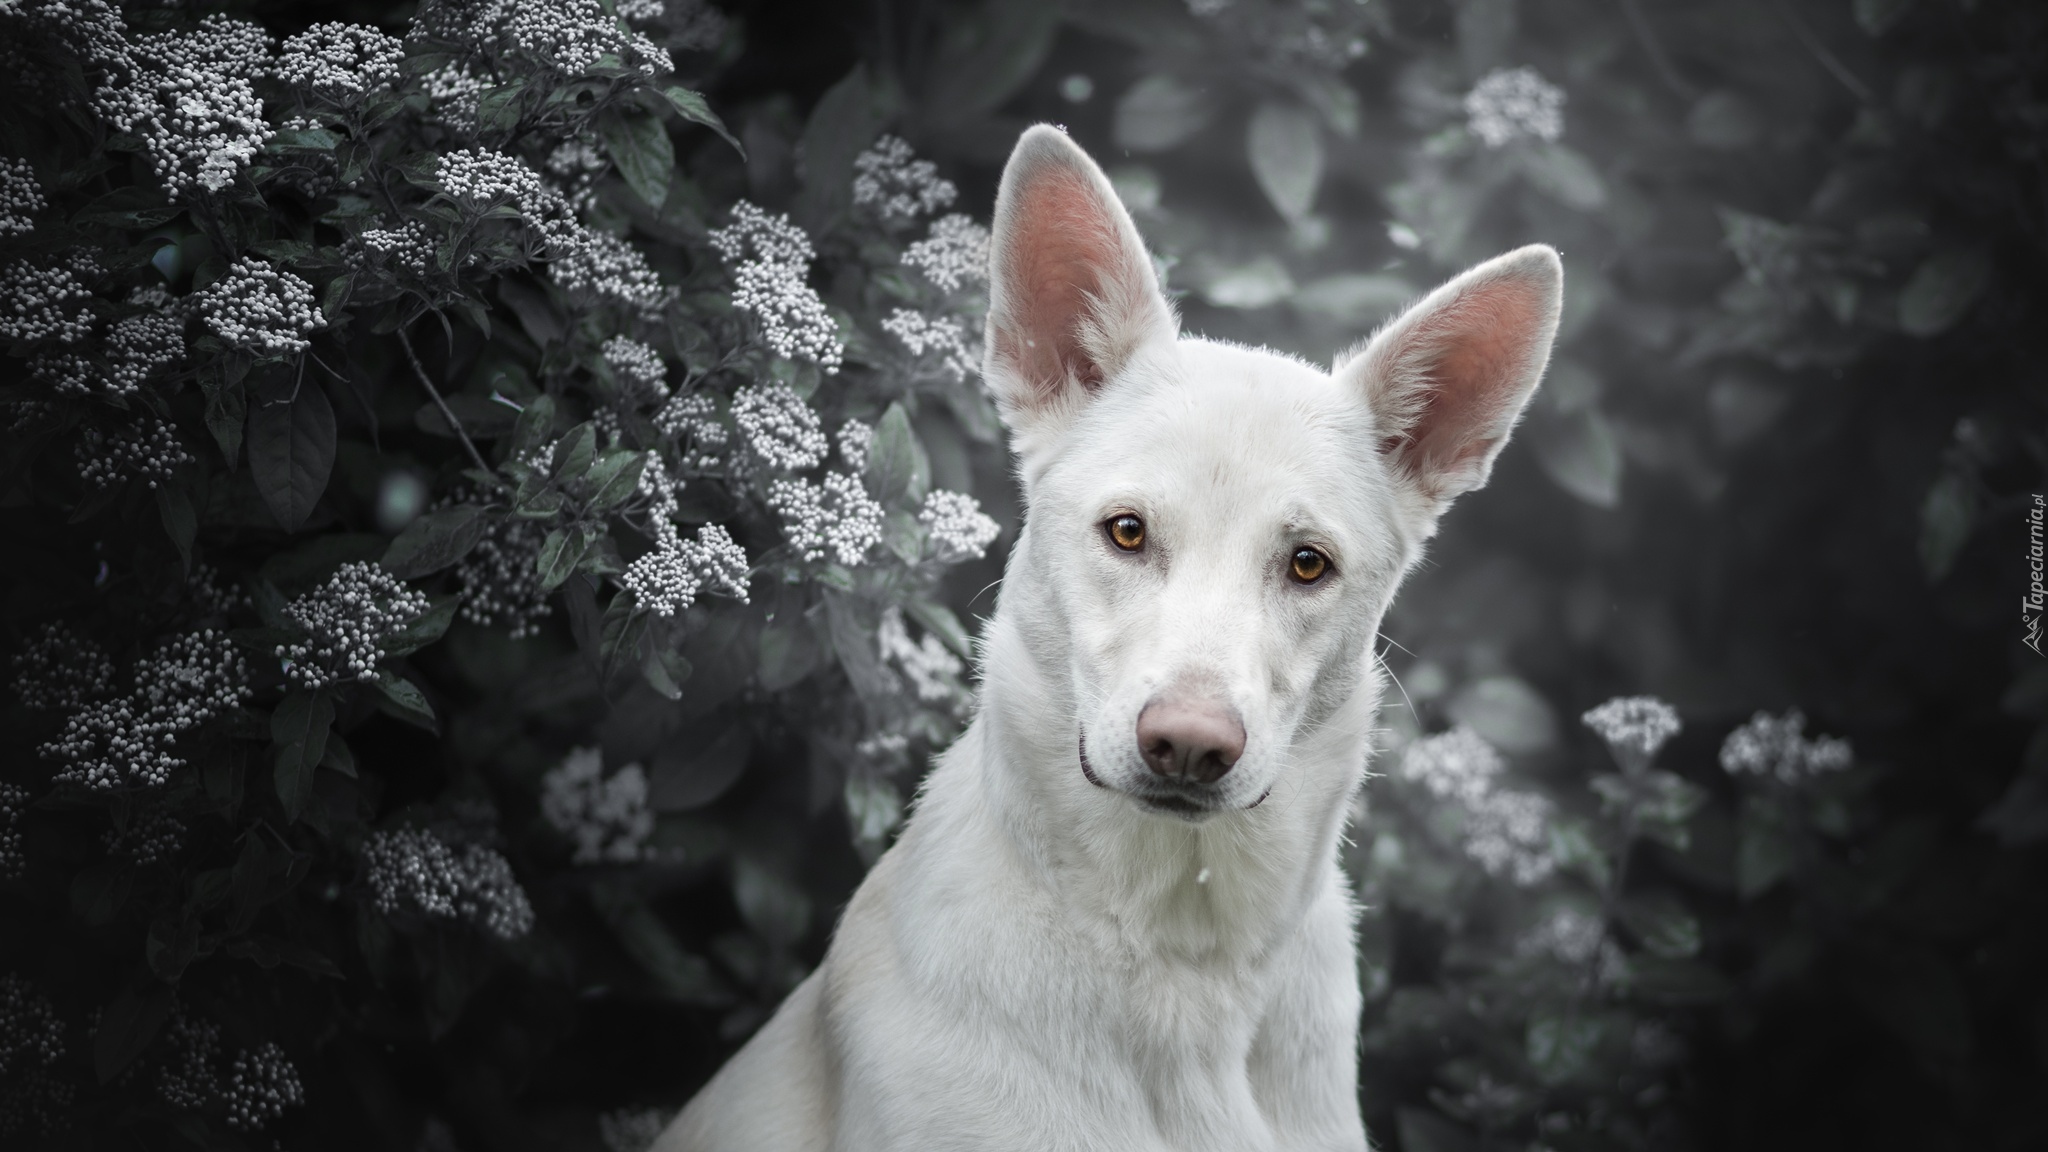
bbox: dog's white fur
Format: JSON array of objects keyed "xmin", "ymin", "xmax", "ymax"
[{"xmin": 660, "ymin": 125, "xmax": 1561, "ymax": 1152}]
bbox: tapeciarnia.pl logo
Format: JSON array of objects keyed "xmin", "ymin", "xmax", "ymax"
[{"xmin": 2027, "ymin": 494, "xmax": 2044, "ymax": 656}]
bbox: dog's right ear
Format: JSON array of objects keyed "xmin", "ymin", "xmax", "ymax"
[{"xmin": 984, "ymin": 125, "xmax": 1178, "ymax": 453}]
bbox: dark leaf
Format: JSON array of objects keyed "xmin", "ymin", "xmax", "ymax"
[
  {"xmin": 865, "ymin": 401, "xmax": 928, "ymax": 506},
  {"xmin": 598, "ymin": 107, "xmax": 676, "ymax": 210},
  {"xmin": 383, "ymin": 505, "xmax": 489, "ymax": 578},
  {"xmin": 650, "ymin": 720, "xmax": 752, "ymax": 811},
  {"xmin": 156, "ymin": 484, "xmax": 196, "ymax": 570},
  {"xmin": 271, "ymin": 689, "xmax": 334, "ymax": 823},
  {"xmin": 589, "ymin": 884, "xmax": 728, "ymax": 1003},
  {"xmin": 372, "ymin": 669, "xmax": 437, "ymax": 732},
  {"xmin": 247, "ymin": 379, "xmax": 337, "ymax": 533},
  {"xmin": 95, "ymin": 982, "xmax": 175, "ymax": 1084},
  {"xmin": 70, "ymin": 860, "xmax": 134, "ymax": 926},
  {"xmin": 658, "ymin": 86, "xmax": 745, "ymax": 157},
  {"xmin": 383, "ymin": 593, "xmax": 460, "ymax": 656}
]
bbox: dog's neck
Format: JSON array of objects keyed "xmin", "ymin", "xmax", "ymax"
[{"xmin": 917, "ymin": 609, "xmax": 1374, "ymax": 967}]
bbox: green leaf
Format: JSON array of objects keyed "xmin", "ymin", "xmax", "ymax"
[
  {"xmin": 271, "ymin": 689, "xmax": 334, "ymax": 823},
  {"xmin": 200, "ymin": 370, "xmax": 246, "ymax": 465},
  {"xmin": 1525, "ymin": 407, "xmax": 1623, "ymax": 508},
  {"xmin": 906, "ymin": 599, "xmax": 973, "ymax": 660},
  {"xmin": 865, "ymin": 402, "xmax": 929, "ymax": 506},
  {"xmin": 919, "ymin": 0, "xmax": 1060, "ymax": 125},
  {"xmin": 755, "ymin": 603, "xmax": 824, "ymax": 692},
  {"xmin": 70, "ymin": 860, "xmax": 134, "ymax": 926},
  {"xmin": 584, "ymin": 449, "xmax": 648, "ymax": 511},
  {"xmin": 476, "ymin": 81, "xmax": 526, "ymax": 137},
  {"xmin": 795, "ymin": 63, "xmax": 896, "ymax": 229},
  {"xmin": 246, "ymin": 380, "xmax": 337, "ymax": 533},
  {"xmin": 72, "ymin": 185, "xmax": 180, "ymax": 228},
  {"xmin": 383, "ymin": 504, "xmax": 489, "ymax": 578},
  {"xmin": 319, "ymin": 731, "xmax": 357, "ymax": 778},
  {"xmin": 146, "ymin": 911, "xmax": 200, "ymax": 982},
  {"xmin": 1616, "ymin": 893, "xmax": 1701, "ymax": 959},
  {"xmin": 550, "ymin": 422, "xmax": 597, "ymax": 483},
  {"xmin": 658, "ymin": 86, "xmax": 744, "ymax": 157},
  {"xmin": 1114, "ymin": 75, "xmax": 1214, "ymax": 153},
  {"xmin": 1736, "ymin": 794, "xmax": 1799, "ymax": 899},
  {"xmin": 156, "ymin": 484, "xmax": 196, "ymax": 570},
  {"xmin": 1898, "ymin": 246, "xmax": 1990, "ymax": 337},
  {"xmin": 1246, "ymin": 102, "xmax": 1324, "ymax": 222},
  {"xmin": 1526, "ymin": 1012, "xmax": 1607, "ymax": 1085},
  {"xmin": 95, "ymin": 982, "xmax": 175, "ymax": 1084},
  {"xmin": 598, "ymin": 107, "xmax": 675, "ymax": 210},
  {"xmin": 732, "ymin": 858, "xmax": 811, "ymax": 946},
  {"xmin": 511, "ymin": 393, "xmax": 558, "ymax": 458},
  {"xmin": 649, "ymin": 720, "xmax": 751, "ymax": 811},
  {"xmin": 1518, "ymin": 142, "xmax": 1608, "ymax": 211},
  {"xmin": 536, "ymin": 522, "xmax": 602, "ymax": 592},
  {"xmin": 371, "ymin": 669, "xmax": 436, "ymax": 732},
  {"xmin": 589, "ymin": 885, "xmax": 727, "ymax": 1004},
  {"xmin": 382, "ymin": 593, "xmax": 459, "ymax": 657}
]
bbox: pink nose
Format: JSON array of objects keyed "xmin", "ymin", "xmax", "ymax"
[{"xmin": 1136, "ymin": 696, "xmax": 1246, "ymax": 784}]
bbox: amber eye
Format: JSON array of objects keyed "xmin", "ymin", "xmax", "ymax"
[
  {"xmin": 1289, "ymin": 547, "xmax": 1330, "ymax": 584},
  {"xmin": 1106, "ymin": 515, "xmax": 1146, "ymax": 552}
]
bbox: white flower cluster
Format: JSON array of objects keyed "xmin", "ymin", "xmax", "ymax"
[
  {"xmin": 768, "ymin": 472, "xmax": 883, "ymax": 566},
  {"xmin": 621, "ymin": 522, "xmax": 750, "ymax": 617},
  {"xmin": 878, "ymin": 606, "xmax": 966, "ymax": 704},
  {"xmin": 156, "ymin": 1013, "xmax": 222, "ymax": 1112},
  {"xmin": 600, "ymin": 1107, "xmax": 672, "ymax": 1152},
  {"xmin": 903, "ymin": 213, "xmax": 990, "ymax": 293},
  {"xmin": 362, "ymin": 827, "xmax": 535, "ymax": 940},
  {"xmin": 918, "ymin": 489, "xmax": 999, "ymax": 563},
  {"xmin": 603, "ymin": 335, "xmax": 670, "ymax": 404},
  {"xmin": 188, "ymin": 560, "xmax": 249, "ymax": 619},
  {"xmin": 1515, "ymin": 906, "xmax": 1605, "ymax": 965},
  {"xmin": 0, "ymin": 782, "xmax": 27, "ymax": 880},
  {"xmin": 274, "ymin": 22, "xmax": 403, "ymax": 101},
  {"xmin": 616, "ymin": 0, "xmax": 667, "ymax": 22},
  {"xmin": 0, "ymin": 158, "xmax": 42, "ymax": 235},
  {"xmin": 551, "ymin": 226, "xmax": 667, "ymax": 312},
  {"xmin": 732, "ymin": 383, "xmax": 827, "ymax": 470},
  {"xmin": 1397, "ymin": 725, "xmax": 1557, "ymax": 886},
  {"xmin": 710, "ymin": 202, "xmax": 842, "ymax": 371},
  {"xmin": 101, "ymin": 308, "xmax": 187, "ymax": 396},
  {"xmin": 881, "ymin": 308, "xmax": 978, "ymax": 382},
  {"xmin": 43, "ymin": 630, "xmax": 251, "ymax": 789},
  {"xmin": 0, "ymin": 974, "xmax": 62, "ymax": 1079},
  {"xmin": 836, "ymin": 419, "xmax": 873, "ymax": 471},
  {"xmin": 437, "ymin": 148, "xmax": 547, "ymax": 212},
  {"xmin": 540, "ymin": 746, "xmax": 655, "ymax": 864},
  {"xmin": 276, "ymin": 561, "xmax": 431, "ymax": 690},
  {"xmin": 1581, "ymin": 695, "xmax": 1682, "ymax": 772},
  {"xmin": 223, "ymin": 1042, "xmax": 303, "ymax": 1132},
  {"xmin": 102, "ymin": 15, "xmax": 276, "ymax": 199},
  {"xmin": 11, "ymin": 622, "xmax": 114, "ymax": 712},
  {"xmin": 0, "ymin": 252, "xmax": 99, "ymax": 345},
  {"xmin": 547, "ymin": 137, "xmax": 609, "ymax": 213},
  {"xmin": 76, "ymin": 417, "xmax": 193, "ymax": 490},
  {"xmin": 196, "ymin": 258, "xmax": 324, "ymax": 356},
  {"xmin": 456, "ymin": 515, "xmax": 552, "ymax": 639},
  {"xmin": 347, "ymin": 219, "xmax": 437, "ymax": 279},
  {"xmin": 421, "ymin": 59, "xmax": 488, "ymax": 131},
  {"xmin": 507, "ymin": 0, "xmax": 671, "ymax": 77},
  {"xmin": 103, "ymin": 808, "xmax": 183, "ymax": 867},
  {"xmin": 1719, "ymin": 709, "xmax": 1853, "ymax": 784},
  {"xmin": 852, "ymin": 135, "xmax": 958, "ymax": 224},
  {"xmin": 655, "ymin": 393, "xmax": 730, "ymax": 470},
  {"xmin": 1465, "ymin": 65, "xmax": 1566, "ymax": 148}
]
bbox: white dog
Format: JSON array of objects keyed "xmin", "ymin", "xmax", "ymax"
[{"xmin": 660, "ymin": 124, "xmax": 1561, "ymax": 1152}]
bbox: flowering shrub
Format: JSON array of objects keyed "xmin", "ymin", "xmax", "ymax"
[{"xmin": 0, "ymin": 1, "xmax": 2040, "ymax": 1150}]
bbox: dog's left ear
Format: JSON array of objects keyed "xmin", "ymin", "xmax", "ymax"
[
  {"xmin": 1338, "ymin": 244, "xmax": 1562, "ymax": 528},
  {"xmin": 984, "ymin": 125, "xmax": 1178, "ymax": 454}
]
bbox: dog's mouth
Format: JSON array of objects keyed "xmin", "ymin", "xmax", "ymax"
[{"xmin": 1079, "ymin": 732, "xmax": 1270, "ymax": 820}]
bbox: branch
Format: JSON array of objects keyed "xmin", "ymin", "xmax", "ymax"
[
  {"xmin": 396, "ymin": 326, "xmax": 493, "ymax": 477},
  {"xmin": 1775, "ymin": 0, "xmax": 1875, "ymax": 104}
]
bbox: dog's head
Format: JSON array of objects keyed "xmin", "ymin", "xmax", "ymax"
[{"xmin": 981, "ymin": 125, "xmax": 1561, "ymax": 825}]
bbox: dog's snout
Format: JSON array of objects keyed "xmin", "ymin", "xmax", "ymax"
[{"xmin": 1136, "ymin": 696, "xmax": 1246, "ymax": 784}]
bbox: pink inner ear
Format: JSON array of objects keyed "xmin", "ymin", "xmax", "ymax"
[
  {"xmin": 1386, "ymin": 272, "xmax": 1554, "ymax": 492},
  {"xmin": 991, "ymin": 167, "xmax": 1125, "ymax": 399}
]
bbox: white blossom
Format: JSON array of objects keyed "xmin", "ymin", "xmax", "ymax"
[
  {"xmin": 361, "ymin": 827, "xmax": 535, "ymax": 940},
  {"xmin": 603, "ymin": 335, "xmax": 670, "ymax": 403},
  {"xmin": 456, "ymin": 514, "xmax": 552, "ymax": 638},
  {"xmin": 1398, "ymin": 725, "xmax": 1556, "ymax": 885},
  {"xmin": 877, "ymin": 606, "xmax": 966, "ymax": 704},
  {"xmin": 196, "ymin": 258, "xmax": 324, "ymax": 356},
  {"xmin": 1465, "ymin": 66, "xmax": 1565, "ymax": 148},
  {"xmin": 852, "ymin": 134, "xmax": 957, "ymax": 224},
  {"xmin": 420, "ymin": 59, "xmax": 488, "ymax": 130},
  {"xmin": 732, "ymin": 383, "xmax": 827, "ymax": 470},
  {"xmin": 918, "ymin": 489, "xmax": 999, "ymax": 562},
  {"xmin": 76, "ymin": 416, "xmax": 192, "ymax": 490},
  {"xmin": 101, "ymin": 308, "xmax": 186, "ymax": 396},
  {"xmin": 43, "ymin": 630, "xmax": 251, "ymax": 789},
  {"xmin": 540, "ymin": 747, "xmax": 655, "ymax": 864},
  {"xmin": 0, "ymin": 974, "xmax": 62, "ymax": 1079},
  {"xmin": 1516, "ymin": 906, "xmax": 1606, "ymax": 965},
  {"xmin": 346, "ymin": 219, "xmax": 437, "ymax": 278},
  {"xmin": 0, "ymin": 252, "xmax": 99, "ymax": 345},
  {"xmin": 551, "ymin": 225, "xmax": 667, "ymax": 312},
  {"xmin": 275, "ymin": 561, "xmax": 431, "ymax": 690},
  {"xmin": 1581, "ymin": 695, "xmax": 1682, "ymax": 771},
  {"xmin": 507, "ymin": 0, "xmax": 671, "ymax": 77},
  {"xmin": 836, "ymin": 419, "xmax": 873, "ymax": 471},
  {"xmin": 1397, "ymin": 725, "xmax": 1503, "ymax": 805},
  {"xmin": 437, "ymin": 147, "xmax": 549, "ymax": 213},
  {"xmin": 547, "ymin": 137, "xmax": 609, "ymax": 212},
  {"xmin": 1719, "ymin": 709, "xmax": 1853, "ymax": 784},
  {"xmin": 103, "ymin": 808, "xmax": 183, "ymax": 867},
  {"xmin": 156, "ymin": 1013, "xmax": 222, "ymax": 1112},
  {"xmin": 100, "ymin": 15, "xmax": 277, "ymax": 199},
  {"xmin": 0, "ymin": 782, "xmax": 28, "ymax": 880},
  {"xmin": 274, "ymin": 22, "xmax": 403, "ymax": 101},
  {"xmin": 0, "ymin": 158, "xmax": 43, "ymax": 235},
  {"xmin": 709, "ymin": 202, "xmax": 842, "ymax": 371},
  {"xmin": 222, "ymin": 1042, "xmax": 303, "ymax": 1132},
  {"xmin": 621, "ymin": 523, "xmax": 751, "ymax": 616},
  {"xmin": 902, "ymin": 212, "xmax": 990, "ymax": 293},
  {"xmin": 11, "ymin": 621, "xmax": 114, "ymax": 712},
  {"xmin": 769, "ymin": 472, "xmax": 883, "ymax": 566},
  {"xmin": 655, "ymin": 392, "xmax": 729, "ymax": 470},
  {"xmin": 881, "ymin": 307, "xmax": 978, "ymax": 381}
]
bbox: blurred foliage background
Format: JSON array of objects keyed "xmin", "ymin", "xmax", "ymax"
[{"xmin": 1, "ymin": 0, "xmax": 2044, "ymax": 1150}]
